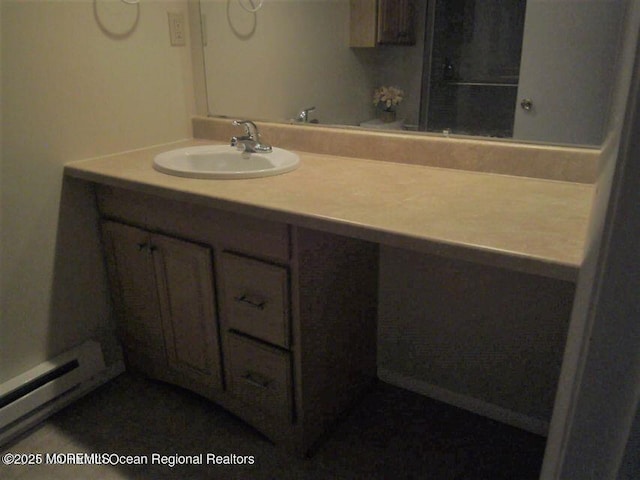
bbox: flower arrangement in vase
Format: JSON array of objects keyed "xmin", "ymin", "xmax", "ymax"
[{"xmin": 373, "ymin": 86, "xmax": 404, "ymax": 122}]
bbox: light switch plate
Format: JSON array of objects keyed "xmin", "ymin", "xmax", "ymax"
[{"xmin": 168, "ymin": 12, "xmax": 186, "ymax": 47}]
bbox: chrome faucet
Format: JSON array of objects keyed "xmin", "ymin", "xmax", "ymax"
[
  {"xmin": 230, "ymin": 120, "xmax": 272, "ymax": 153},
  {"xmin": 296, "ymin": 106, "xmax": 316, "ymax": 123}
]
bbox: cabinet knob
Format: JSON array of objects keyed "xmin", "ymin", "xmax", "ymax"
[{"xmin": 520, "ymin": 98, "xmax": 534, "ymax": 111}]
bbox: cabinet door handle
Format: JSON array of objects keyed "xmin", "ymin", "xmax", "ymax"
[
  {"xmin": 234, "ymin": 294, "xmax": 266, "ymax": 310},
  {"xmin": 241, "ymin": 372, "xmax": 270, "ymax": 389}
]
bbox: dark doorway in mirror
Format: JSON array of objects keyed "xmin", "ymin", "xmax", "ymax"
[{"xmin": 421, "ymin": 0, "xmax": 527, "ymax": 138}]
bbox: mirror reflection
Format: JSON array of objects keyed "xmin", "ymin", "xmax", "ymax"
[
  {"xmin": 424, "ymin": 0, "xmax": 526, "ymax": 139},
  {"xmin": 197, "ymin": 0, "xmax": 623, "ymax": 147}
]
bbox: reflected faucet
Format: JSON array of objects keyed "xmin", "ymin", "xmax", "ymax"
[
  {"xmin": 296, "ymin": 106, "xmax": 316, "ymax": 123},
  {"xmin": 230, "ymin": 120, "xmax": 272, "ymax": 153}
]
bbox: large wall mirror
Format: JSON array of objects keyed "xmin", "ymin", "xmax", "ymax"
[{"xmin": 195, "ymin": 0, "xmax": 624, "ymax": 147}]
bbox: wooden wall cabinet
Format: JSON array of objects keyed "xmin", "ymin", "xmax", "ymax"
[
  {"xmin": 97, "ymin": 185, "xmax": 378, "ymax": 454},
  {"xmin": 350, "ymin": 0, "xmax": 416, "ymax": 47}
]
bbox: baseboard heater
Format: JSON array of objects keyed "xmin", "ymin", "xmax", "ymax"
[{"xmin": 0, "ymin": 341, "xmax": 106, "ymax": 442}]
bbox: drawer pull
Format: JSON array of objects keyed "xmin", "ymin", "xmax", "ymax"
[
  {"xmin": 242, "ymin": 372, "xmax": 270, "ymax": 389},
  {"xmin": 234, "ymin": 294, "xmax": 266, "ymax": 310}
]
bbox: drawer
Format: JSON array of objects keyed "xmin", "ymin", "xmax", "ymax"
[
  {"xmin": 226, "ymin": 333, "xmax": 292, "ymax": 422},
  {"xmin": 221, "ymin": 252, "xmax": 290, "ymax": 348}
]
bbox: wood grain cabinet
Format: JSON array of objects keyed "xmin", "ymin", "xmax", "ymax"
[
  {"xmin": 101, "ymin": 221, "xmax": 223, "ymax": 392},
  {"xmin": 225, "ymin": 333, "xmax": 293, "ymax": 423},
  {"xmin": 350, "ymin": 0, "xmax": 416, "ymax": 47},
  {"xmin": 97, "ymin": 185, "xmax": 378, "ymax": 454}
]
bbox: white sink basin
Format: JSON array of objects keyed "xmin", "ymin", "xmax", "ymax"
[{"xmin": 153, "ymin": 145, "xmax": 300, "ymax": 179}]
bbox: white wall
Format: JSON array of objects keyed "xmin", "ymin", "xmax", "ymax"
[{"xmin": 0, "ymin": 0, "xmax": 195, "ymax": 384}]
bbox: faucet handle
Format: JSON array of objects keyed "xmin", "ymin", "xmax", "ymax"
[
  {"xmin": 297, "ymin": 106, "xmax": 316, "ymax": 123},
  {"xmin": 233, "ymin": 119, "xmax": 259, "ymax": 139}
]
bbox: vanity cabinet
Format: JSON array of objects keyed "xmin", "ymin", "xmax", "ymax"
[
  {"xmin": 96, "ymin": 185, "xmax": 378, "ymax": 454},
  {"xmin": 350, "ymin": 0, "xmax": 416, "ymax": 47},
  {"xmin": 101, "ymin": 221, "xmax": 223, "ymax": 392}
]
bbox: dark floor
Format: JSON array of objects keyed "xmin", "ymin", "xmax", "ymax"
[{"xmin": 1, "ymin": 373, "xmax": 546, "ymax": 479}]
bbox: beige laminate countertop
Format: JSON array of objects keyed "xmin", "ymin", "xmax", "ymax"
[{"xmin": 64, "ymin": 139, "xmax": 595, "ymax": 281}]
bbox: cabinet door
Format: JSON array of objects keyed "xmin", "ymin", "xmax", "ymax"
[
  {"xmin": 512, "ymin": 1, "xmax": 621, "ymax": 145},
  {"xmin": 101, "ymin": 221, "xmax": 166, "ymax": 370},
  {"xmin": 350, "ymin": 0, "xmax": 415, "ymax": 47},
  {"xmin": 377, "ymin": 0, "xmax": 415, "ymax": 45},
  {"xmin": 152, "ymin": 234, "xmax": 223, "ymax": 391},
  {"xmin": 102, "ymin": 221, "xmax": 223, "ymax": 391},
  {"xmin": 350, "ymin": 0, "xmax": 378, "ymax": 47}
]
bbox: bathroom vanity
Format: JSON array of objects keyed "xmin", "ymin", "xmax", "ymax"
[
  {"xmin": 64, "ymin": 120, "xmax": 595, "ymax": 453},
  {"xmin": 95, "ymin": 184, "xmax": 377, "ymax": 454}
]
